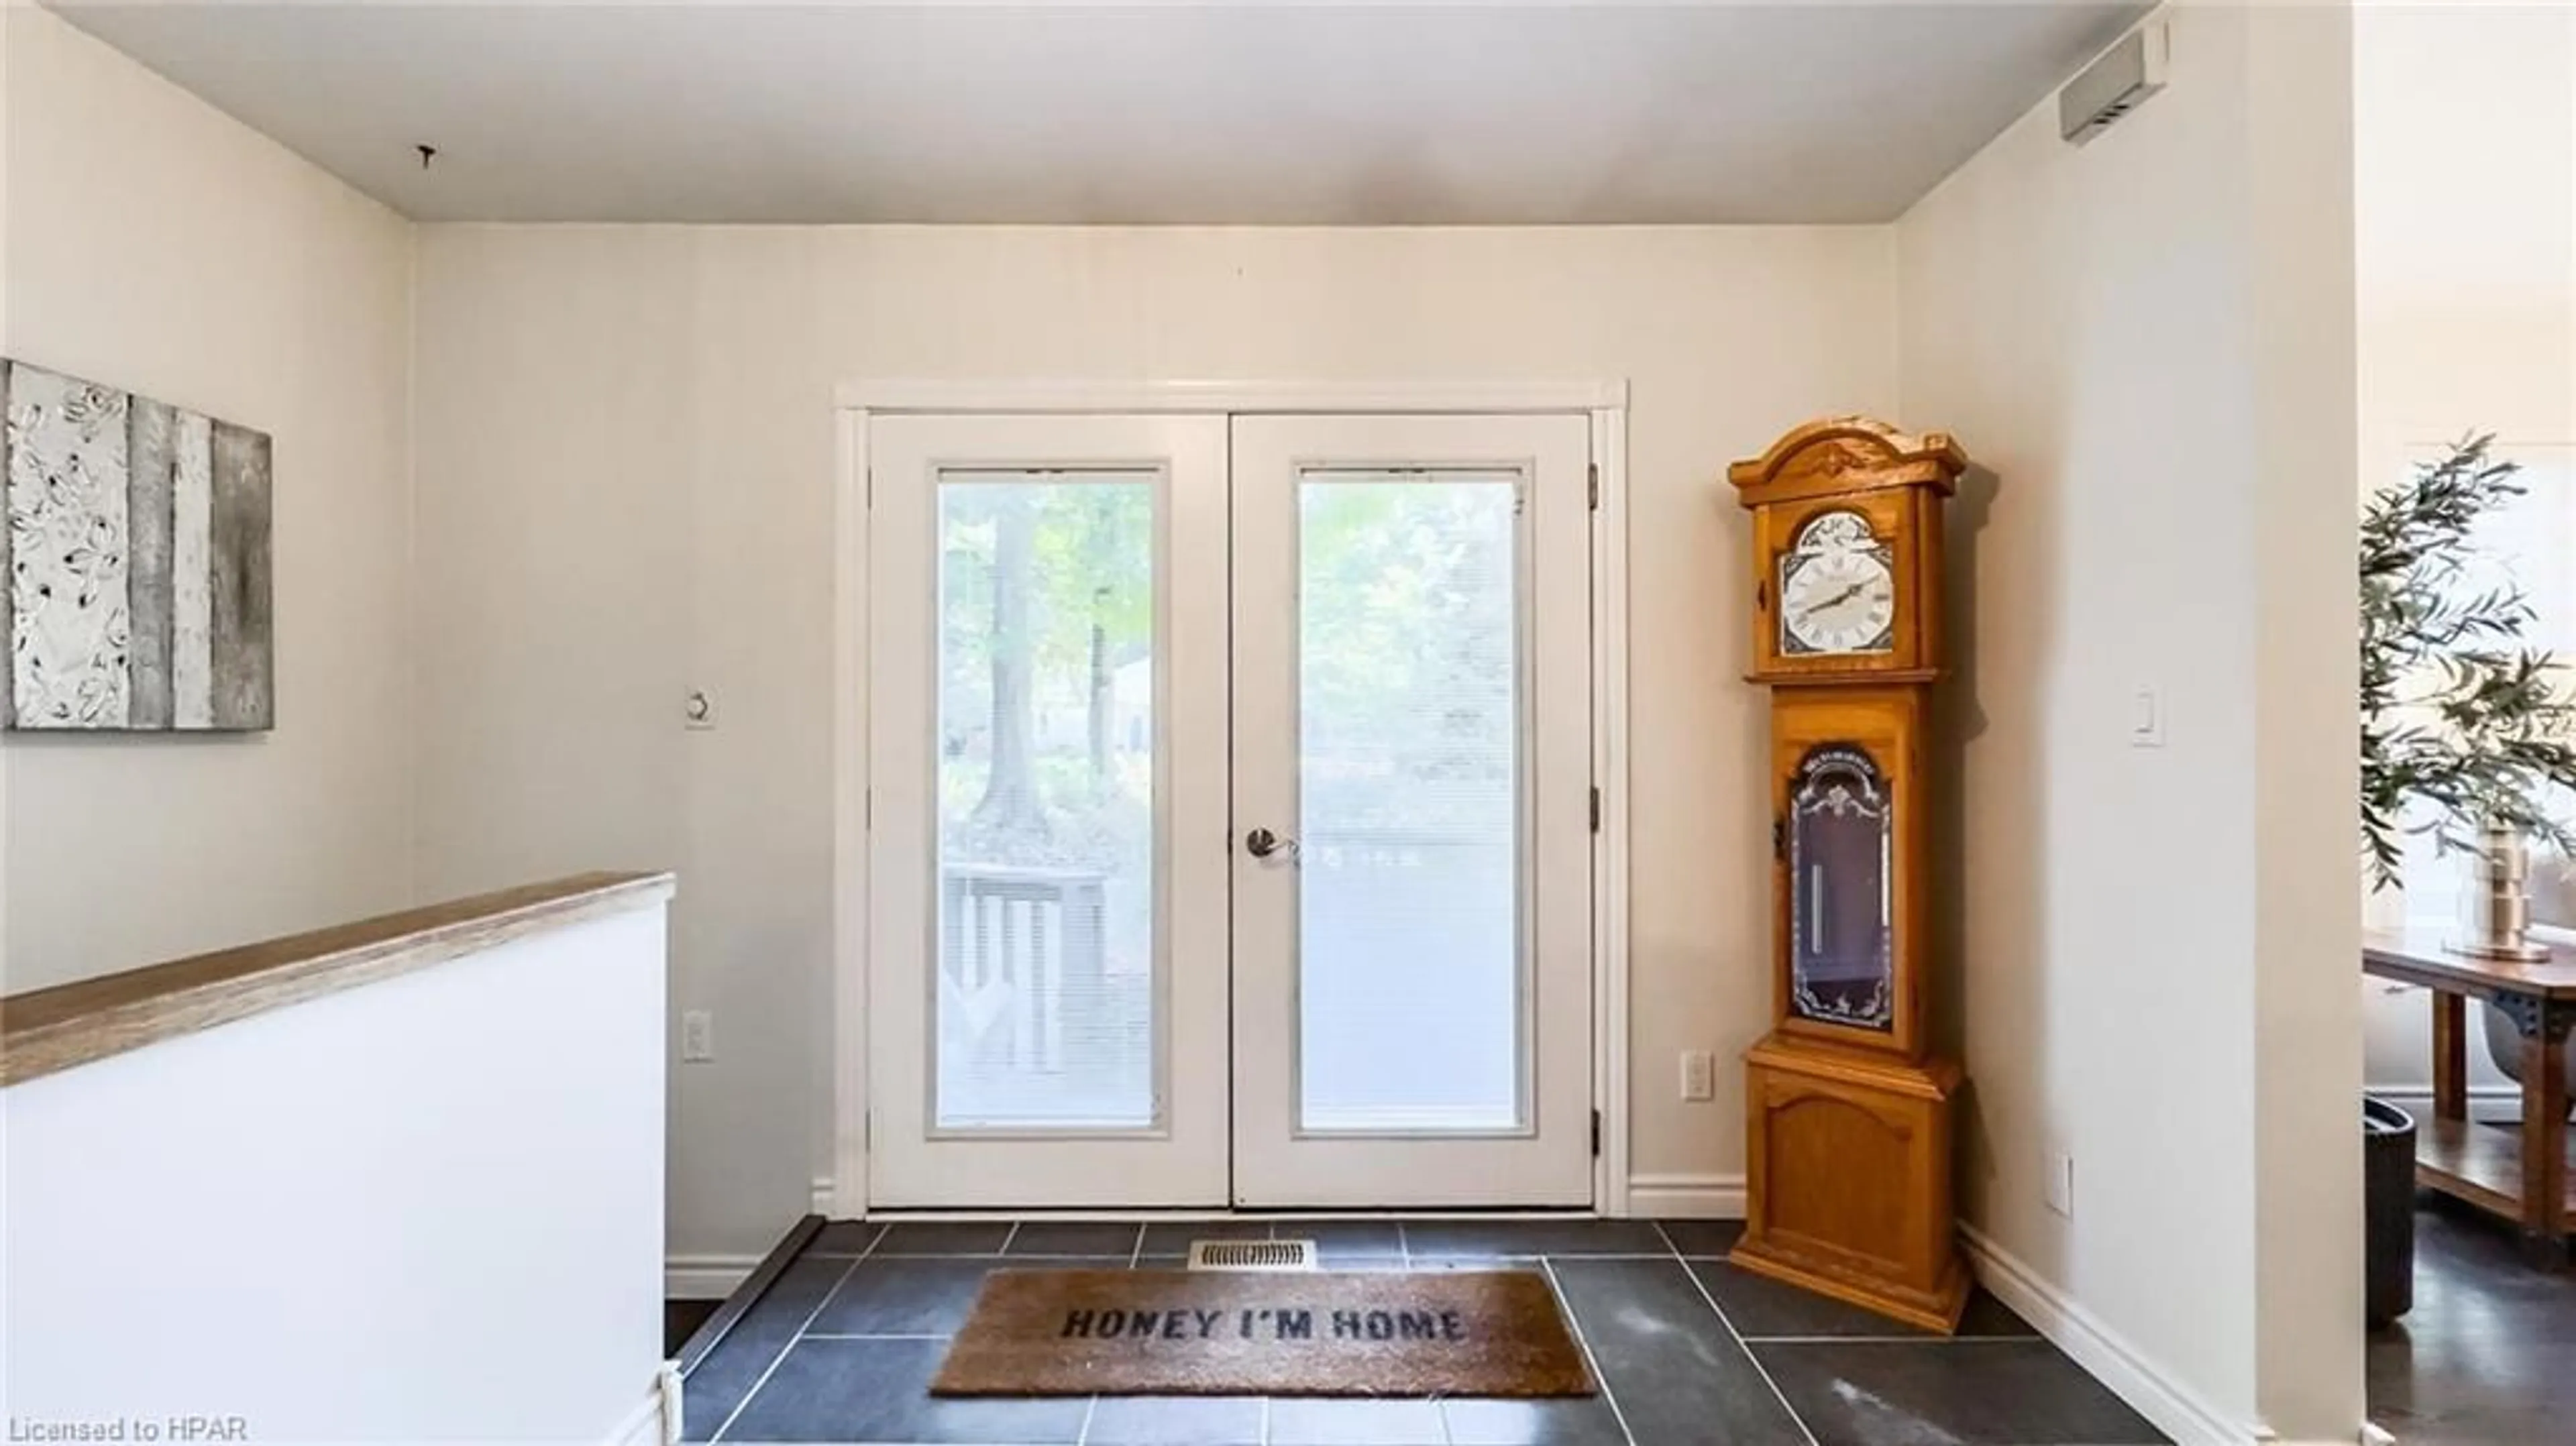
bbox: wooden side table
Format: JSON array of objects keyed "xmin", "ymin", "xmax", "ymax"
[{"xmin": 2363, "ymin": 927, "xmax": 2576, "ymax": 1268}]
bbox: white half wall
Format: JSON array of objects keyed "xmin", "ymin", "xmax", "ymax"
[
  {"xmin": 1897, "ymin": 7, "xmax": 2359, "ymax": 1441},
  {"xmin": 0, "ymin": 6, "xmax": 417, "ymax": 990},
  {"xmin": 0, "ymin": 903, "xmax": 669, "ymax": 1443},
  {"xmin": 409, "ymin": 223, "xmax": 1902, "ymax": 1260}
]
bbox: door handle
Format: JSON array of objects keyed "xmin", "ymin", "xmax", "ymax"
[{"xmin": 1244, "ymin": 827, "xmax": 1299, "ymax": 860}]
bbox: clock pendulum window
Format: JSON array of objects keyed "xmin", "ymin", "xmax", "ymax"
[{"xmin": 1726, "ymin": 416, "xmax": 1973, "ymax": 1333}]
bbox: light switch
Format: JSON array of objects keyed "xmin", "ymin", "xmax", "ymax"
[{"xmin": 2129, "ymin": 684, "xmax": 2164, "ymax": 748}]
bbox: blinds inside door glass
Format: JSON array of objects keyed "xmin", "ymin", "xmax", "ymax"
[
  {"xmin": 934, "ymin": 473, "xmax": 1160, "ymax": 1131},
  {"xmin": 1294, "ymin": 473, "xmax": 1527, "ymax": 1133}
]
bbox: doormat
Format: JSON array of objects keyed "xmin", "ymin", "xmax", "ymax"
[{"xmin": 930, "ymin": 1268, "xmax": 1596, "ymax": 1398}]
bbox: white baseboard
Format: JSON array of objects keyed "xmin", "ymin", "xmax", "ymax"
[
  {"xmin": 1961, "ymin": 1224, "xmax": 2258, "ymax": 1446},
  {"xmin": 658, "ymin": 1362, "xmax": 684, "ymax": 1446},
  {"xmin": 604, "ymin": 1369, "xmax": 676, "ymax": 1446},
  {"xmin": 2364, "ymin": 1084, "xmax": 2520, "ymax": 1107},
  {"xmin": 1625, "ymin": 1172, "xmax": 1746, "ymax": 1219},
  {"xmin": 824, "ymin": 1167, "xmax": 1743, "ymax": 1222},
  {"xmin": 665, "ymin": 1254, "xmax": 763, "ymax": 1300}
]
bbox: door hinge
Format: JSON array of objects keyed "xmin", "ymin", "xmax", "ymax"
[
  {"xmin": 1589, "ymin": 786, "xmax": 1602, "ymax": 833},
  {"xmin": 1591, "ymin": 1109, "xmax": 1603, "ymax": 1157},
  {"xmin": 1587, "ymin": 462, "xmax": 1600, "ymax": 510}
]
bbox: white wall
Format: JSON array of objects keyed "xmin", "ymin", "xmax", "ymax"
[
  {"xmin": 0, "ymin": 7, "xmax": 417, "ymax": 989},
  {"xmin": 1896, "ymin": 7, "xmax": 2359, "ymax": 1442},
  {"xmin": 410, "ymin": 224, "xmax": 1902, "ymax": 1260},
  {"xmin": 2355, "ymin": 0, "xmax": 2576, "ymax": 1099},
  {"xmin": 0, "ymin": 901, "xmax": 669, "ymax": 1443}
]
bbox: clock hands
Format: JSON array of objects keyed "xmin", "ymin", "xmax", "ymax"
[
  {"xmin": 1799, "ymin": 578, "xmax": 1886, "ymax": 624},
  {"xmin": 1809, "ymin": 581, "xmax": 1868, "ymax": 615}
]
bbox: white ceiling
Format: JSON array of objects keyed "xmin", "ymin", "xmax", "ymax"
[{"xmin": 52, "ymin": 2, "xmax": 2153, "ymax": 225}]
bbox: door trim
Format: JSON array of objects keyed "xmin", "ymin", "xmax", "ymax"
[
  {"xmin": 835, "ymin": 378, "xmax": 1628, "ymax": 416},
  {"xmin": 830, "ymin": 380, "xmax": 1633, "ymax": 1219}
]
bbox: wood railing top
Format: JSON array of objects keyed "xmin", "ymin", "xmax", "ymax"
[{"xmin": 1, "ymin": 871, "xmax": 674, "ymax": 1088}]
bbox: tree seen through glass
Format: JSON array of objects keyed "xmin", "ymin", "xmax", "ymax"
[{"xmin": 930, "ymin": 472, "xmax": 1529, "ymax": 1133}]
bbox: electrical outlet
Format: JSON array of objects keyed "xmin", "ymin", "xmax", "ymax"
[
  {"xmin": 1680, "ymin": 1050, "xmax": 1716, "ymax": 1102},
  {"xmin": 2045, "ymin": 1149, "xmax": 2076, "ymax": 1218},
  {"xmin": 681, "ymin": 1010, "xmax": 715, "ymax": 1062}
]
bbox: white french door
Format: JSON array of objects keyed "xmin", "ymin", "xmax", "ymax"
[
  {"xmin": 1229, "ymin": 415, "xmax": 1595, "ymax": 1207},
  {"xmin": 864, "ymin": 410, "xmax": 1594, "ymax": 1210},
  {"xmin": 865, "ymin": 414, "xmax": 1233, "ymax": 1208}
]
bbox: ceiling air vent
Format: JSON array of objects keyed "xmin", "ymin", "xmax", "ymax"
[{"xmin": 2060, "ymin": 21, "xmax": 2169, "ymax": 146}]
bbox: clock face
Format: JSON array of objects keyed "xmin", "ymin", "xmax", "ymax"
[{"xmin": 1778, "ymin": 511, "xmax": 1896, "ymax": 656}]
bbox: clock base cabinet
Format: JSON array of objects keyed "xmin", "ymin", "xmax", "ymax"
[{"xmin": 1731, "ymin": 1034, "xmax": 1970, "ymax": 1334}]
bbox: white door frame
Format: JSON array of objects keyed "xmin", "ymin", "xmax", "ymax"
[{"xmin": 830, "ymin": 380, "xmax": 1633, "ymax": 1220}]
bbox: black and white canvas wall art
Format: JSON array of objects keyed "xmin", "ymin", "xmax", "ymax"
[{"xmin": 1, "ymin": 359, "xmax": 272, "ymax": 731}]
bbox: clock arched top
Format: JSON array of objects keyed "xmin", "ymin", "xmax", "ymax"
[{"xmin": 1728, "ymin": 416, "xmax": 1966, "ymax": 509}]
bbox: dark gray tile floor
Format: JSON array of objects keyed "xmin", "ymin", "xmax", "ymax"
[
  {"xmin": 682, "ymin": 1217, "xmax": 2167, "ymax": 1445},
  {"xmin": 2369, "ymin": 1197, "xmax": 2576, "ymax": 1445}
]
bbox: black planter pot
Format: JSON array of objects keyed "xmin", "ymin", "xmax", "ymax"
[{"xmin": 2364, "ymin": 1095, "xmax": 2417, "ymax": 1326}]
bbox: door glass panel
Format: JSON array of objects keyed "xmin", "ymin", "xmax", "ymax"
[
  {"xmin": 935, "ymin": 474, "xmax": 1158, "ymax": 1130},
  {"xmin": 1296, "ymin": 473, "xmax": 1525, "ymax": 1133}
]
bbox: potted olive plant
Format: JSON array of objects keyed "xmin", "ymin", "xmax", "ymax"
[
  {"xmin": 2358, "ymin": 434, "xmax": 2576, "ymax": 1324},
  {"xmin": 2360, "ymin": 433, "xmax": 2576, "ymax": 937}
]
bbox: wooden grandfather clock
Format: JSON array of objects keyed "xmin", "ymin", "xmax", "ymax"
[{"xmin": 1727, "ymin": 416, "xmax": 1972, "ymax": 1333}]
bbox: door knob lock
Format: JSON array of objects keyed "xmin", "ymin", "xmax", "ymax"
[{"xmin": 1244, "ymin": 827, "xmax": 1299, "ymax": 860}]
